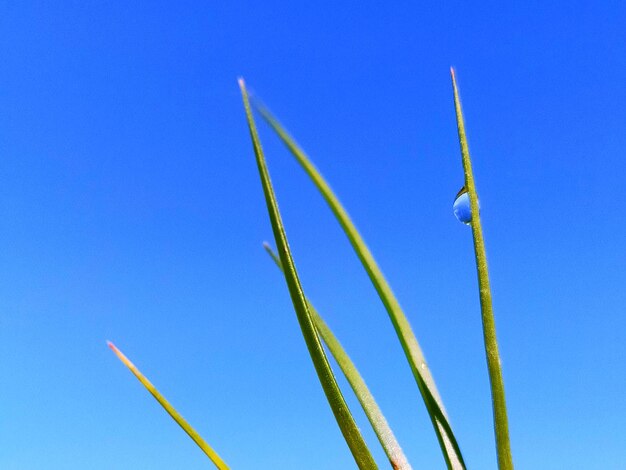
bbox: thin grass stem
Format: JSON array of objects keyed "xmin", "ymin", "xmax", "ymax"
[
  {"xmin": 107, "ymin": 341, "xmax": 230, "ymax": 470},
  {"xmin": 253, "ymin": 101, "xmax": 465, "ymax": 470},
  {"xmin": 264, "ymin": 242, "xmax": 412, "ymax": 470},
  {"xmin": 450, "ymin": 68, "xmax": 514, "ymax": 470},
  {"xmin": 239, "ymin": 79, "xmax": 378, "ymax": 469}
]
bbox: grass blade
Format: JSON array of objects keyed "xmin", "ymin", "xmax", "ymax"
[
  {"xmin": 107, "ymin": 341, "xmax": 229, "ymax": 470},
  {"xmin": 239, "ymin": 79, "xmax": 378, "ymax": 470},
  {"xmin": 450, "ymin": 68, "xmax": 514, "ymax": 470},
  {"xmin": 264, "ymin": 242, "xmax": 412, "ymax": 470},
  {"xmin": 254, "ymin": 100, "xmax": 465, "ymax": 469}
]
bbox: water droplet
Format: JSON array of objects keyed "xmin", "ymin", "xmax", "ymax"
[
  {"xmin": 453, "ymin": 187, "xmax": 477, "ymax": 225},
  {"xmin": 420, "ymin": 362, "xmax": 427, "ymax": 370}
]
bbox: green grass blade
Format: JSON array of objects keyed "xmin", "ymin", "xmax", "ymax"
[
  {"xmin": 107, "ymin": 341, "xmax": 229, "ymax": 470},
  {"xmin": 254, "ymin": 101, "xmax": 465, "ymax": 470},
  {"xmin": 239, "ymin": 79, "xmax": 378, "ymax": 470},
  {"xmin": 450, "ymin": 68, "xmax": 514, "ymax": 470},
  {"xmin": 264, "ymin": 243, "xmax": 412, "ymax": 470}
]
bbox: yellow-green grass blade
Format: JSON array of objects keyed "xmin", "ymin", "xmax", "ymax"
[
  {"xmin": 107, "ymin": 341, "xmax": 229, "ymax": 470},
  {"xmin": 254, "ymin": 101, "xmax": 465, "ymax": 470},
  {"xmin": 450, "ymin": 68, "xmax": 514, "ymax": 470},
  {"xmin": 239, "ymin": 79, "xmax": 378, "ymax": 470},
  {"xmin": 264, "ymin": 243, "xmax": 412, "ymax": 470}
]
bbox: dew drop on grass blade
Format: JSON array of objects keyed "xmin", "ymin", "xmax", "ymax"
[
  {"xmin": 453, "ymin": 186, "xmax": 480, "ymax": 225},
  {"xmin": 450, "ymin": 67, "xmax": 514, "ymax": 470}
]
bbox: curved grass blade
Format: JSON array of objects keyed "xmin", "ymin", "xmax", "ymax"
[
  {"xmin": 254, "ymin": 101, "xmax": 465, "ymax": 470},
  {"xmin": 450, "ymin": 68, "xmax": 514, "ymax": 470},
  {"xmin": 239, "ymin": 79, "xmax": 378, "ymax": 470},
  {"xmin": 107, "ymin": 341, "xmax": 229, "ymax": 470},
  {"xmin": 264, "ymin": 242, "xmax": 412, "ymax": 470}
]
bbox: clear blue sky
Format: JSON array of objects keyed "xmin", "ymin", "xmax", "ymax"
[{"xmin": 1, "ymin": 2, "xmax": 624, "ymax": 469}]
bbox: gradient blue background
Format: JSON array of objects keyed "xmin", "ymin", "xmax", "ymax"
[{"xmin": 1, "ymin": 2, "xmax": 624, "ymax": 468}]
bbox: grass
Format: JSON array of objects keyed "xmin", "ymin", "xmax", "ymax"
[
  {"xmin": 108, "ymin": 69, "xmax": 514, "ymax": 469},
  {"xmin": 264, "ymin": 242, "xmax": 411, "ymax": 470},
  {"xmin": 253, "ymin": 95, "xmax": 465, "ymax": 470},
  {"xmin": 239, "ymin": 78, "xmax": 378, "ymax": 469},
  {"xmin": 107, "ymin": 341, "xmax": 230, "ymax": 470},
  {"xmin": 450, "ymin": 68, "xmax": 514, "ymax": 469}
]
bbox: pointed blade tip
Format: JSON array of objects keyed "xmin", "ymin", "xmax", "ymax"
[{"xmin": 238, "ymin": 77, "xmax": 247, "ymax": 96}]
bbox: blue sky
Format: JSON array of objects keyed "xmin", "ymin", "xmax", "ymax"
[{"xmin": 1, "ymin": 1, "xmax": 625, "ymax": 469}]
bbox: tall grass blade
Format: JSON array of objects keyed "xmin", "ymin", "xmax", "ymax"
[
  {"xmin": 107, "ymin": 341, "xmax": 229, "ymax": 470},
  {"xmin": 450, "ymin": 69, "xmax": 513, "ymax": 470},
  {"xmin": 450, "ymin": 68, "xmax": 514, "ymax": 470},
  {"xmin": 239, "ymin": 79, "xmax": 378, "ymax": 470},
  {"xmin": 264, "ymin": 242, "xmax": 412, "ymax": 470},
  {"xmin": 254, "ymin": 101, "xmax": 465, "ymax": 469}
]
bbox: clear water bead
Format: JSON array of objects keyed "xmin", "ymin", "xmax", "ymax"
[{"xmin": 453, "ymin": 187, "xmax": 474, "ymax": 225}]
